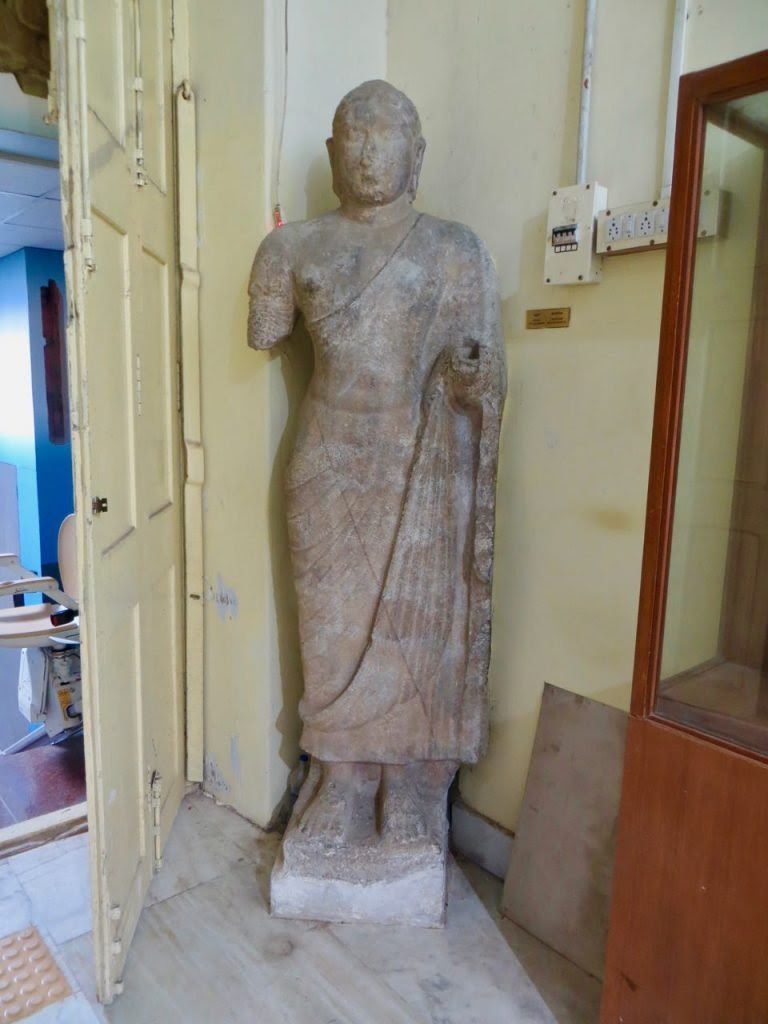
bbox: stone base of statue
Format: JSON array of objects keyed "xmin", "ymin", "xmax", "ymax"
[
  {"xmin": 270, "ymin": 760, "xmax": 449, "ymax": 927},
  {"xmin": 270, "ymin": 841, "xmax": 447, "ymax": 928}
]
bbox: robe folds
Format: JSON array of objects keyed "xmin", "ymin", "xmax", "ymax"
[{"xmin": 248, "ymin": 210, "xmax": 506, "ymax": 764}]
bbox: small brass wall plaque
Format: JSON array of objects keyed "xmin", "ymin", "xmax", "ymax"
[{"xmin": 526, "ymin": 307, "xmax": 571, "ymax": 329}]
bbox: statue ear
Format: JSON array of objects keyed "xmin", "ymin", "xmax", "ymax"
[
  {"xmin": 326, "ymin": 137, "xmax": 341, "ymax": 199},
  {"xmin": 409, "ymin": 137, "xmax": 426, "ymax": 201}
]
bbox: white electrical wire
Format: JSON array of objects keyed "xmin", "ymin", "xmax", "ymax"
[
  {"xmin": 576, "ymin": 0, "xmax": 597, "ymax": 185},
  {"xmin": 661, "ymin": 0, "xmax": 688, "ymax": 198},
  {"xmin": 273, "ymin": 0, "xmax": 289, "ymax": 214}
]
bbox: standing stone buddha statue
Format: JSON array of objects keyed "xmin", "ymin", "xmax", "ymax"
[{"xmin": 248, "ymin": 79, "xmax": 506, "ymax": 926}]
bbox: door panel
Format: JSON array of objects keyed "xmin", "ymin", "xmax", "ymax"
[
  {"xmin": 87, "ymin": 211, "xmax": 137, "ymax": 537},
  {"xmin": 95, "ymin": 606, "xmax": 145, "ymax": 906},
  {"xmin": 85, "ymin": 0, "xmax": 126, "ymax": 144},
  {"xmin": 137, "ymin": 0, "xmax": 167, "ymax": 191},
  {"xmin": 602, "ymin": 718, "xmax": 768, "ymax": 1023},
  {"xmin": 58, "ymin": 0, "xmax": 185, "ymax": 1001},
  {"xmin": 136, "ymin": 245, "xmax": 174, "ymax": 510}
]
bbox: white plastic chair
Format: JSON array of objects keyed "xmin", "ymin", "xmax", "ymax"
[
  {"xmin": 0, "ymin": 514, "xmax": 79, "ymax": 649},
  {"xmin": 0, "ymin": 514, "xmax": 81, "ymax": 752}
]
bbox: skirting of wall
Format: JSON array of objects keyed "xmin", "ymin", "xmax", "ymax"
[{"xmin": 450, "ymin": 798, "xmax": 514, "ymax": 880}]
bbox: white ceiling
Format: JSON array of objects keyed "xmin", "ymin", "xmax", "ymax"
[{"xmin": 0, "ymin": 128, "xmax": 63, "ymax": 260}]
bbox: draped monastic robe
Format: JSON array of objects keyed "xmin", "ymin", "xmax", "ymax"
[{"xmin": 248, "ymin": 208, "xmax": 505, "ymax": 765}]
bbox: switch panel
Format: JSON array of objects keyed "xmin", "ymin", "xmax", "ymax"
[{"xmin": 544, "ymin": 181, "xmax": 608, "ymax": 285}]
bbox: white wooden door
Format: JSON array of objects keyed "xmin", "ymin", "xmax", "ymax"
[{"xmin": 56, "ymin": 0, "xmax": 186, "ymax": 1002}]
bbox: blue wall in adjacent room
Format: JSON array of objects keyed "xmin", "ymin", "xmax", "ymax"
[
  {"xmin": 0, "ymin": 248, "xmax": 40, "ymax": 577},
  {"xmin": 25, "ymin": 247, "xmax": 73, "ymax": 572},
  {"xmin": 0, "ymin": 247, "xmax": 71, "ymax": 585}
]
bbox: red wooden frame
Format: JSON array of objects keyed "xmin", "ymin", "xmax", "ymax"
[{"xmin": 631, "ymin": 49, "xmax": 768, "ymax": 739}]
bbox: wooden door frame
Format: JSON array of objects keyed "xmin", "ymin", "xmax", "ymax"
[
  {"xmin": 0, "ymin": 6, "xmax": 89, "ymax": 860},
  {"xmin": 601, "ymin": 50, "xmax": 768, "ymax": 1024},
  {"xmin": 631, "ymin": 49, "xmax": 768, "ymax": 754}
]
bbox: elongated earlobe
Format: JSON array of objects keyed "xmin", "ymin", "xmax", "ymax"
[
  {"xmin": 409, "ymin": 137, "xmax": 426, "ymax": 201},
  {"xmin": 326, "ymin": 137, "xmax": 341, "ymax": 200}
]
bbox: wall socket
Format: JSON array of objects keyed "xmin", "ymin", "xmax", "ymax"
[
  {"xmin": 596, "ymin": 198, "xmax": 670, "ymax": 254},
  {"xmin": 637, "ymin": 208, "xmax": 655, "ymax": 237},
  {"xmin": 596, "ymin": 185, "xmax": 725, "ymax": 256}
]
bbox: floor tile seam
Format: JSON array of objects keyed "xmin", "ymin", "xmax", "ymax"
[
  {"xmin": 48, "ymin": 940, "xmax": 86, "ymax": 998},
  {"xmin": 55, "ymin": 934, "xmax": 95, "ymax": 1000},
  {"xmin": 11, "ymin": 860, "xmax": 82, "ymax": 889},
  {"xmin": 313, "ymin": 926, "xmax": 429, "ymax": 1021},
  {"xmin": 6, "ymin": 835, "xmax": 89, "ymax": 878},
  {"xmin": 4, "ymin": 867, "xmax": 92, "ymax": 947},
  {"xmin": 0, "ymin": 790, "xmax": 17, "ymax": 824},
  {"xmin": 0, "ymin": 876, "xmax": 32, "ymax": 910},
  {"xmin": 144, "ymin": 868, "xmax": 233, "ymax": 909},
  {"xmin": 47, "ymin": 922, "xmax": 93, "ymax": 946},
  {"xmin": 10, "ymin": 867, "xmax": 86, "ymax": 916},
  {"xmin": 8, "ymin": 847, "xmax": 89, "ymax": 887}
]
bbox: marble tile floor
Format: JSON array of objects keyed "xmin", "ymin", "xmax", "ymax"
[
  {"xmin": 1, "ymin": 791, "xmax": 602, "ymax": 1023},
  {"xmin": 0, "ymin": 832, "xmax": 97, "ymax": 1022}
]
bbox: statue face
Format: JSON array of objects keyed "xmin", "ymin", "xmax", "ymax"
[{"xmin": 330, "ymin": 101, "xmax": 422, "ymax": 206}]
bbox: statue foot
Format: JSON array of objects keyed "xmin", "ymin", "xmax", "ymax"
[
  {"xmin": 380, "ymin": 761, "xmax": 458, "ymax": 847},
  {"xmin": 297, "ymin": 761, "xmax": 380, "ymax": 846},
  {"xmin": 381, "ymin": 789, "xmax": 429, "ymax": 844}
]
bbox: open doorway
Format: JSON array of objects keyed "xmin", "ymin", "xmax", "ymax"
[
  {"xmin": 0, "ymin": 0, "xmax": 190, "ymax": 1005},
  {"xmin": 0, "ymin": 70, "xmax": 85, "ymax": 846}
]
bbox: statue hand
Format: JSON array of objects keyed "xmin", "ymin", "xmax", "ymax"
[
  {"xmin": 448, "ymin": 342, "xmax": 500, "ymax": 405},
  {"xmin": 450, "ymin": 342, "xmax": 481, "ymax": 376}
]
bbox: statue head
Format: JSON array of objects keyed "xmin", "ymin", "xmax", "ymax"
[{"xmin": 327, "ymin": 80, "xmax": 426, "ymax": 208}]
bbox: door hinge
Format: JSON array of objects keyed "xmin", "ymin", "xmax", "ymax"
[
  {"xmin": 135, "ymin": 353, "xmax": 142, "ymax": 415},
  {"xmin": 81, "ymin": 217, "xmax": 95, "ymax": 273},
  {"xmin": 71, "ymin": 3, "xmax": 95, "ymax": 274},
  {"xmin": 150, "ymin": 771, "xmax": 163, "ymax": 872},
  {"xmin": 133, "ymin": 77, "xmax": 147, "ymax": 187},
  {"xmin": 132, "ymin": 1, "xmax": 147, "ymax": 187},
  {"xmin": 176, "ymin": 361, "xmax": 182, "ymax": 413},
  {"xmin": 91, "ymin": 496, "xmax": 108, "ymax": 515}
]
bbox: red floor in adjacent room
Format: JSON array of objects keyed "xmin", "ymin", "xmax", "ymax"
[{"xmin": 0, "ymin": 736, "xmax": 85, "ymax": 827}]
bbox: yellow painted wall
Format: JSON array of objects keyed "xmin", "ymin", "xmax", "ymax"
[
  {"xmin": 190, "ymin": 0, "xmax": 386, "ymax": 825},
  {"xmin": 191, "ymin": 0, "xmax": 768, "ymax": 830},
  {"xmin": 387, "ymin": 0, "xmax": 768, "ymax": 831}
]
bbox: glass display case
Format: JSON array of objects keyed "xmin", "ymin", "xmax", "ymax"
[{"xmin": 655, "ymin": 89, "xmax": 768, "ymax": 753}]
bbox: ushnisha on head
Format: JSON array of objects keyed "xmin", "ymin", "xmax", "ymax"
[{"xmin": 327, "ymin": 80, "xmax": 426, "ymax": 210}]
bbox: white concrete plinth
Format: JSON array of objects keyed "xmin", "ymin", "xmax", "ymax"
[{"xmin": 270, "ymin": 852, "xmax": 447, "ymax": 927}]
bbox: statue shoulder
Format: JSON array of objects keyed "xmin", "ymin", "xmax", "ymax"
[
  {"xmin": 417, "ymin": 214, "xmax": 496, "ymax": 277},
  {"xmin": 253, "ymin": 219, "xmax": 303, "ymax": 260},
  {"xmin": 254, "ymin": 211, "xmax": 340, "ymax": 262}
]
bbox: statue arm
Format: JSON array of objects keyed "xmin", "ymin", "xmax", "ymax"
[
  {"xmin": 447, "ymin": 236, "xmax": 506, "ymax": 409},
  {"xmin": 247, "ymin": 229, "xmax": 298, "ymax": 350},
  {"xmin": 444, "ymin": 235, "xmax": 506, "ymax": 593}
]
